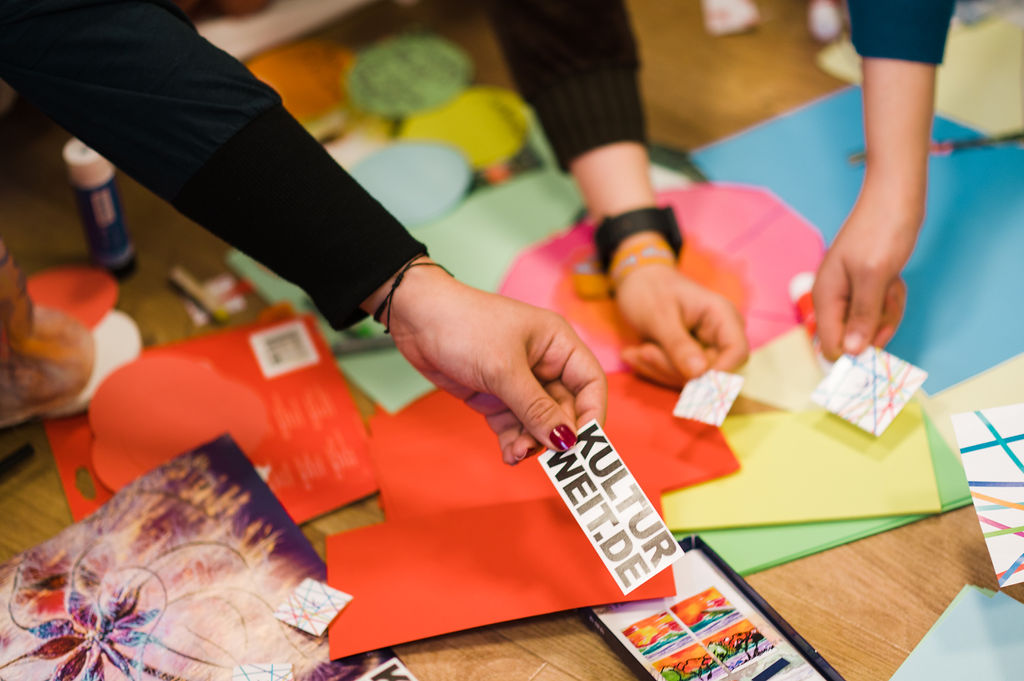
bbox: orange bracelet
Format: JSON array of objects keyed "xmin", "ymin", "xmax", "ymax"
[{"xmin": 608, "ymin": 233, "xmax": 677, "ymax": 288}]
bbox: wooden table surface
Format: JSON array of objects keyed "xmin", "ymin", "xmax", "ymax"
[{"xmin": 1, "ymin": 1, "xmax": 1019, "ymax": 680}]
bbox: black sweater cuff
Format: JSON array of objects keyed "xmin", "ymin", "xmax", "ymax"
[
  {"xmin": 529, "ymin": 67, "xmax": 646, "ymax": 170},
  {"xmin": 173, "ymin": 104, "xmax": 426, "ymax": 328}
]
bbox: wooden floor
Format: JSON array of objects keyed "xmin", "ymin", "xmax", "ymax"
[{"xmin": 0, "ymin": 1, "xmax": 1019, "ymax": 679}]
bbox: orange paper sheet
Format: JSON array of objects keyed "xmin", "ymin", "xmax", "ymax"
[
  {"xmin": 327, "ymin": 372, "xmax": 739, "ymax": 657},
  {"xmin": 80, "ymin": 316, "xmax": 374, "ymax": 523},
  {"xmin": 368, "ymin": 372, "xmax": 740, "ymax": 519},
  {"xmin": 327, "ymin": 497, "xmax": 678, "ymax": 659}
]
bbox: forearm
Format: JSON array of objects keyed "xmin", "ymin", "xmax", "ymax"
[{"xmin": 859, "ymin": 58, "xmax": 936, "ymax": 225}]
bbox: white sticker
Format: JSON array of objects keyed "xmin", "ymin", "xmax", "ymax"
[
  {"xmin": 538, "ymin": 420, "xmax": 683, "ymax": 594},
  {"xmin": 249, "ymin": 319, "xmax": 320, "ymax": 379},
  {"xmin": 272, "ymin": 577, "xmax": 353, "ymax": 636},
  {"xmin": 354, "ymin": 657, "xmax": 421, "ymax": 681}
]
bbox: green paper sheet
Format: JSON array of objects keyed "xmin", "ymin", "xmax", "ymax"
[{"xmin": 691, "ymin": 413, "xmax": 971, "ymax": 575}]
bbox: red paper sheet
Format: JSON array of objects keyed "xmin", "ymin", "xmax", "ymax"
[
  {"xmin": 327, "ymin": 372, "xmax": 739, "ymax": 657},
  {"xmin": 44, "ymin": 413, "xmax": 113, "ymax": 519},
  {"xmin": 26, "ymin": 265, "xmax": 118, "ymax": 329},
  {"xmin": 40, "ymin": 316, "xmax": 374, "ymax": 523},
  {"xmin": 368, "ymin": 372, "xmax": 740, "ymax": 519},
  {"xmin": 327, "ymin": 497, "xmax": 678, "ymax": 659}
]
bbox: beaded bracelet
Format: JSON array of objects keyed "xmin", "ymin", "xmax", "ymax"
[{"xmin": 608, "ymin": 233, "xmax": 677, "ymax": 288}]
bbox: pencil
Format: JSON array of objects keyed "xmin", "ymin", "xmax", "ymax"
[
  {"xmin": 848, "ymin": 130, "xmax": 1024, "ymax": 165},
  {"xmin": 169, "ymin": 265, "xmax": 231, "ymax": 323}
]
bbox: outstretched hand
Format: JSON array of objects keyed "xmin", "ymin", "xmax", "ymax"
[
  {"xmin": 367, "ymin": 257, "xmax": 607, "ymax": 465},
  {"xmin": 615, "ymin": 262, "xmax": 748, "ymax": 387}
]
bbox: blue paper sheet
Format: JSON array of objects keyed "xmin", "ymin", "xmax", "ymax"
[
  {"xmin": 890, "ymin": 586, "xmax": 1024, "ymax": 680},
  {"xmin": 693, "ymin": 87, "xmax": 1024, "ymax": 394}
]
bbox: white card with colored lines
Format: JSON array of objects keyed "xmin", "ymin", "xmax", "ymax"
[
  {"xmin": 232, "ymin": 664, "xmax": 293, "ymax": 681},
  {"xmin": 811, "ymin": 347, "xmax": 927, "ymax": 436},
  {"xmin": 273, "ymin": 577, "xmax": 353, "ymax": 636},
  {"xmin": 673, "ymin": 370, "xmax": 744, "ymax": 426},
  {"xmin": 952, "ymin": 403, "xmax": 1024, "ymax": 587}
]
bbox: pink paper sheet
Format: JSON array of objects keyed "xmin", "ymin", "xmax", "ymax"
[{"xmin": 499, "ymin": 184, "xmax": 825, "ymax": 372}]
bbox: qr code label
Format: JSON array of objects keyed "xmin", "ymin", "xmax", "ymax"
[{"xmin": 249, "ymin": 320, "xmax": 320, "ymax": 379}]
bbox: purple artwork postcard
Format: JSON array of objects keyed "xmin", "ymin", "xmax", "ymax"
[{"xmin": 0, "ymin": 434, "xmax": 396, "ymax": 681}]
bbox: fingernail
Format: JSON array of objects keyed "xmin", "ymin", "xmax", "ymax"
[
  {"xmin": 550, "ymin": 424, "xmax": 577, "ymax": 451},
  {"xmin": 843, "ymin": 331, "xmax": 864, "ymax": 355}
]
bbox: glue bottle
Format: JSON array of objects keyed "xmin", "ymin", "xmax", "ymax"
[{"xmin": 62, "ymin": 138, "xmax": 136, "ymax": 277}]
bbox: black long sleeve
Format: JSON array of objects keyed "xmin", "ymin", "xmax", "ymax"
[
  {"xmin": 0, "ymin": 0, "xmax": 424, "ymax": 327},
  {"xmin": 488, "ymin": 0, "xmax": 646, "ymax": 169}
]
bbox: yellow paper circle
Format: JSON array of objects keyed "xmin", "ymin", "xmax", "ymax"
[{"xmin": 398, "ymin": 86, "xmax": 530, "ymax": 169}]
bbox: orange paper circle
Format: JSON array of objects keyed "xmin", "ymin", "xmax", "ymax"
[
  {"xmin": 89, "ymin": 355, "xmax": 269, "ymax": 492},
  {"xmin": 26, "ymin": 266, "xmax": 118, "ymax": 330}
]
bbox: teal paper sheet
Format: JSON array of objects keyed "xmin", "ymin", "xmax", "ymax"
[
  {"xmin": 694, "ymin": 414, "xmax": 971, "ymax": 575},
  {"xmin": 692, "ymin": 87, "xmax": 1024, "ymax": 394},
  {"xmin": 890, "ymin": 586, "xmax": 1024, "ymax": 680}
]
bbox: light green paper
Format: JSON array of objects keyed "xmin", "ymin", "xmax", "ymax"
[{"xmin": 690, "ymin": 413, "xmax": 971, "ymax": 575}]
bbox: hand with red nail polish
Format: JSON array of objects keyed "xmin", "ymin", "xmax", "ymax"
[{"xmin": 361, "ymin": 259, "xmax": 606, "ymax": 465}]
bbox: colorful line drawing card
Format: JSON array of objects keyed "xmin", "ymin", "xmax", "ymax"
[
  {"xmin": 673, "ymin": 371, "xmax": 745, "ymax": 426},
  {"xmin": 499, "ymin": 184, "xmax": 824, "ymax": 374},
  {"xmin": 951, "ymin": 402, "xmax": 1024, "ymax": 587},
  {"xmin": 232, "ymin": 664, "xmax": 295, "ymax": 681},
  {"xmin": 669, "ymin": 587, "xmax": 741, "ymax": 637},
  {"xmin": 0, "ymin": 434, "xmax": 399, "ymax": 681},
  {"xmin": 355, "ymin": 657, "xmax": 422, "ymax": 681},
  {"xmin": 274, "ymin": 577, "xmax": 353, "ymax": 636},
  {"xmin": 811, "ymin": 347, "xmax": 928, "ymax": 436}
]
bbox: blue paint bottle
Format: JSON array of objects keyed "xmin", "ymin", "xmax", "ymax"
[{"xmin": 62, "ymin": 138, "xmax": 136, "ymax": 277}]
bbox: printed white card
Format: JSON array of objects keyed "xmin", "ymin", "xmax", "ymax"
[
  {"xmin": 811, "ymin": 347, "xmax": 927, "ymax": 436},
  {"xmin": 354, "ymin": 657, "xmax": 421, "ymax": 681},
  {"xmin": 538, "ymin": 420, "xmax": 683, "ymax": 594},
  {"xmin": 273, "ymin": 577, "xmax": 353, "ymax": 636},
  {"xmin": 951, "ymin": 403, "xmax": 1024, "ymax": 588},
  {"xmin": 673, "ymin": 370, "xmax": 745, "ymax": 426},
  {"xmin": 249, "ymin": 319, "xmax": 320, "ymax": 379}
]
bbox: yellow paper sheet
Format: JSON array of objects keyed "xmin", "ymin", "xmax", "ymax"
[
  {"xmin": 662, "ymin": 402, "xmax": 941, "ymax": 530},
  {"xmin": 738, "ymin": 327, "xmax": 823, "ymax": 412},
  {"xmin": 817, "ymin": 19, "xmax": 1024, "ymax": 134},
  {"xmin": 922, "ymin": 351, "xmax": 1024, "ymax": 453}
]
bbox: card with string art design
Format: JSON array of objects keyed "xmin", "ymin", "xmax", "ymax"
[
  {"xmin": 952, "ymin": 403, "xmax": 1024, "ymax": 588},
  {"xmin": 274, "ymin": 578, "xmax": 353, "ymax": 636},
  {"xmin": 811, "ymin": 347, "xmax": 927, "ymax": 436},
  {"xmin": 673, "ymin": 370, "xmax": 745, "ymax": 426},
  {"xmin": 232, "ymin": 664, "xmax": 294, "ymax": 681}
]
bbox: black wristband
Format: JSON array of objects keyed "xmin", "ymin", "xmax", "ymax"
[{"xmin": 594, "ymin": 206, "xmax": 683, "ymax": 271}]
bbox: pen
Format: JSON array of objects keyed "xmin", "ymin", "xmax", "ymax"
[
  {"xmin": 169, "ymin": 265, "xmax": 230, "ymax": 323},
  {"xmin": 849, "ymin": 130, "xmax": 1024, "ymax": 165},
  {"xmin": 0, "ymin": 443, "xmax": 33, "ymax": 477}
]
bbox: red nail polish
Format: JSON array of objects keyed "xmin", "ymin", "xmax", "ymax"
[{"xmin": 550, "ymin": 424, "xmax": 576, "ymax": 451}]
